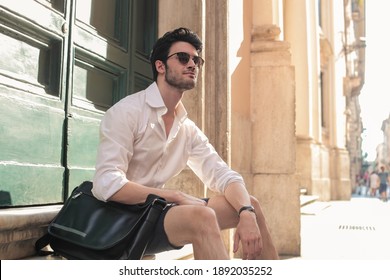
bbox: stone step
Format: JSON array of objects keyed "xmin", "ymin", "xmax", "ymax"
[
  {"xmin": 300, "ymin": 194, "xmax": 319, "ymax": 207},
  {"xmin": 300, "ymin": 193, "xmax": 332, "ymax": 215}
]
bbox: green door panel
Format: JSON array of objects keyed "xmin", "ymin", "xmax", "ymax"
[
  {"xmin": 67, "ymin": 115, "xmax": 100, "ymax": 168},
  {"xmin": 0, "ymin": 95, "xmax": 64, "ymax": 164},
  {"xmin": 0, "ymin": 0, "xmax": 66, "ymax": 36},
  {"xmin": 0, "ymin": 165, "xmax": 63, "ymax": 206},
  {"xmin": 66, "ymin": 51, "xmax": 128, "ymax": 187},
  {"xmin": 72, "ymin": 54, "xmax": 126, "ymax": 110},
  {"xmin": 67, "ymin": 169, "xmax": 96, "ymax": 193},
  {"xmin": 74, "ymin": 0, "xmax": 129, "ymax": 50},
  {"xmin": 0, "ymin": 92, "xmax": 64, "ymax": 206},
  {"xmin": 0, "ymin": 0, "xmax": 67, "ymax": 206},
  {"xmin": 128, "ymin": 0, "xmax": 156, "ymax": 93}
]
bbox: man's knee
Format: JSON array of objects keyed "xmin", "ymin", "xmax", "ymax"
[
  {"xmin": 165, "ymin": 205, "xmax": 222, "ymax": 247},
  {"xmin": 170, "ymin": 205, "xmax": 220, "ymax": 232},
  {"xmin": 182, "ymin": 206, "xmax": 222, "ymax": 242},
  {"xmin": 192, "ymin": 206, "xmax": 219, "ymax": 229}
]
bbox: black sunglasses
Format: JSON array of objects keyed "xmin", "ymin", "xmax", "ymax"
[{"xmin": 166, "ymin": 52, "xmax": 204, "ymax": 67}]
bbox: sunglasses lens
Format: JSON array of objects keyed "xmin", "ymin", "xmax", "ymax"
[
  {"xmin": 193, "ymin": 57, "xmax": 200, "ymax": 66},
  {"xmin": 170, "ymin": 52, "xmax": 203, "ymax": 67},
  {"xmin": 177, "ymin": 53, "xmax": 190, "ymax": 65},
  {"xmin": 193, "ymin": 56, "xmax": 204, "ymax": 67}
]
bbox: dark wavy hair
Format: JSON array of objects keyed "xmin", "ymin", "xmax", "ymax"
[{"xmin": 150, "ymin": 27, "xmax": 203, "ymax": 81}]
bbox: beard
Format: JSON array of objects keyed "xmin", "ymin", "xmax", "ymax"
[{"xmin": 165, "ymin": 66, "xmax": 197, "ymax": 91}]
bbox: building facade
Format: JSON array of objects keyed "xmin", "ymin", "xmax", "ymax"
[
  {"xmin": 0, "ymin": 0, "xmax": 365, "ymax": 259},
  {"xmin": 344, "ymin": 0, "xmax": 366, "ymax": 191},
  {"xmin": 378, "ymin": 116, "xmax": 390, "ymax": 169}
]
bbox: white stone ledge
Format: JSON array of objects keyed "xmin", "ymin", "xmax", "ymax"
[
  {"xmin": 0, "ymin": 205, "xmax": 194, "ymax": 260},
  {"xmin": 0, "ymin": 205, "xmax": 61, "ymax": 230},
  {"xmin": 0, "ymin": 205, "xmax": 61, "ymax": 259}
]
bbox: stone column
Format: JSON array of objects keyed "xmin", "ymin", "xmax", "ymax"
[
  {"xmin": 250, "ymin": 25, "xmax": 300, "ymax": 256},
  {"xmin": 158, "ymin": 0, "xmax": 206, "ymax": 198}
]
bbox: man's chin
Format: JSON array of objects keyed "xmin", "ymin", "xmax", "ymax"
[
  {"xmin": 166, "ymin": 76, "xmax": 196, "ymax": 91},
  {"xmin": 180, "ymin": 81, "xmax": 196, "ymax": 91}
]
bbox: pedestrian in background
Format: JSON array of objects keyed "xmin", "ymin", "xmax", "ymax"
[
  {"xmin": 369, "ymin": 170, "xmax": 380, "ymax": 197},
  {"xmin": 378, "ymin": 166, "xmax": 389, "ymax": 202}
]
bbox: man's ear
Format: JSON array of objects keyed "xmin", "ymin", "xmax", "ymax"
[{"xmin": 155, "ymin": 60, "xmax": 166, "ymax": 74}]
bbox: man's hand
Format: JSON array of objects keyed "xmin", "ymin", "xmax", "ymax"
[
  {"xmin": 233, "ymin": 211, "xmax": 263, "ymax": 260},
  {"xmin": 171, "ymin": 191, "xmax": 207, "ymax": 206}
]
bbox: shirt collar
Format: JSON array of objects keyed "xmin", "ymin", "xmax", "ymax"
[
  {"xmin": 145, "ymin": 82, "xmax": 188, "ymax": 123},
  {"xmin": 176, "ymin": 101, "xmax": 188, "ymax": 123}
]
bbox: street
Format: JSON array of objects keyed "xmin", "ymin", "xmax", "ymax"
[{"xmin": 299, "ymin": 195, "xmax": 390, "ymax": 259}]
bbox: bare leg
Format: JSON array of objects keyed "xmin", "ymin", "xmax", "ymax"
[
  {"xmin": 250, "ymin": 196, "xmax": 279, "ymax": 259},
  {"xmin": 381, "ymin": 191, "xmax": 388, "ymax": 201},
  {"xmin": 207, "ymin": 195, "xmax": 279, "ymax": 260},
  {"xmin": 164, "ymin": 205, "xmax": 229, "ymax": 259}
]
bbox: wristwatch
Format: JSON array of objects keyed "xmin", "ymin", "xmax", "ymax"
[{"xmin": 238, "ymin": 205, "xmax": 255, "ymax": 216}]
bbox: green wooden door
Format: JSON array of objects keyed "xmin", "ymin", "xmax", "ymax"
[
  {"xmin": 0, "ymin": 0, "xmax": 68, "ymax": 206},
  {"xmin": 65, "ymin": 0, "xmax": 131, "ymax": 193},
  {"xmin": 66, "ymin": 0, "xmax": 156, "ymax": 193},
  {"xmin": 0, "ymin": 0, "xmax": 156, "ymax": 206}
]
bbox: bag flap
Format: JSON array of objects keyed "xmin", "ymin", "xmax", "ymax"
[{"xmin": 48, "ymin": 181, "xmax": 154, "ymax": 250}]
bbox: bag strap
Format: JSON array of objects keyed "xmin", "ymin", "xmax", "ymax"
[
  {"xmin": 123, "ymin": 197, "xmax": 167, "ymax": 259},
  {"xmin": 35, "ymin": 233, "xmax": 55, "ymax": 256}
]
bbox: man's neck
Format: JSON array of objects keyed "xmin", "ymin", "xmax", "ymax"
[{"xmin": 157, "ymin": 82, "xmax": 184, "ymax": 116}]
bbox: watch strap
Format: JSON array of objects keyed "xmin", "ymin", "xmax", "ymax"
[{"xmin": 238, "ymin": 205, "xmax": 255, "ymax": 216}]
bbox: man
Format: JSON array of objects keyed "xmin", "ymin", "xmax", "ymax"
[
  {"xmin": 92, "ymin": 27, "xmax": 278, "ymax": 260},
  {"xmin": 378, "ymin": 166, "xmax": 389, "ymax": 202}
]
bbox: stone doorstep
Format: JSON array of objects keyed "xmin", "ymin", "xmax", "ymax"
[
  {"xmin": 25, "ymin": 244, "xmax": 194, "ymax": 260},
  {"xmin": 0, "ymin": 205, "xmax": 61, "ymax": 260},
  {"xmin": 0, "ymin": 205, "xmax": 61, "ymax": 232},
  {"xmin": 155, "ymin": 244, "xmax": 193, "ymax": 260},
  {"xmin": 0, "ymin": 205, "xmax": 194, "ymax": 260}
]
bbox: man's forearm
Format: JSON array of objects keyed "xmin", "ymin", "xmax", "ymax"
[
  {"xmin": 109, "ymin": 181, "xmax": 206, "ymax": 206},
  {"xmin": 108, "ymin": 181, "xmax": 178, "ymax": 204},
  {"xmin": 224, "ymin": 182, "xmax": 253, "ymax": 214}
]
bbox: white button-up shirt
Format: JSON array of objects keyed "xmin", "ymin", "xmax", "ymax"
[{"xmin": 92, "ymin": 82, "xmax": 245, "ymax": 201}]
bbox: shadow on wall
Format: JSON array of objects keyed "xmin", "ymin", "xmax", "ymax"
[{"xmin": 0, "ymin": 191, "xmax": 12, "ymax": 206}]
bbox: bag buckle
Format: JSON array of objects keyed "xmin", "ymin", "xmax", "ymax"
[
  {"xmin": 72, "ymin": 192, "xmax": 82, "ymax": 199},
  {"xmin": 152, "ymin": 198, "xmax": 167, "ymax": 210}
]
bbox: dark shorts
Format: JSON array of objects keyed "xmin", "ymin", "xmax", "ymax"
[
  {"xmin": 144, "ymin": 203, "xmax": 182, "ymax": 255},
  {"xmin": 144, "ymin": 198, "xmax": 209, "ymax": 255},
  {"xmin": 379, "ymin": 183, "xmax": 388, "ymax": 193}
]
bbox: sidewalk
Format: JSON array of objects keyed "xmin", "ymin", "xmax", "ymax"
[{"xmin": 297, "ymin": 195, "xmax": 390, "ymax": 260}]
